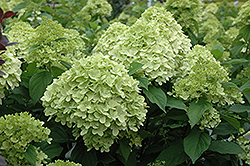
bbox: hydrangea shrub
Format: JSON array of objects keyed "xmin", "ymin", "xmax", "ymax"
[
  {"xmin": 42, "ymin": 53, "xmax": 147, "ymax": 152},
  {"xmin": 98, "ymin": 6, "xmax": 191, "ymax": 85},
  {"xmin": 0, "ymin": 112, "xmax": 51, "ymax": 166},
  {"xmin": 171, "ymin": 45, "xmax": 243, "ymax": 105}
]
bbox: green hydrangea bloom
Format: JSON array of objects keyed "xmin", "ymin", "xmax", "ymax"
[
  {"xmin": 200, "ymin": 14, "xmax": 225, "ymax": 44},
  {"xmin": 78, "ymin": 0, "xmax": 112, "ymax": 17},
  {"xmin": 5, "ymin": 21, "xmax": 35, "ymax": 58},
  {"xmin": 6, "ymin": 18, "xmax": 86, "ymax": 67},
  {"xmin": 0, "ymin": 112, "xmax": 51, "ymax": 166},
  {"xmin": 233, "ymin": 128, "xmax": 250, "ymax": 165},
  {"xmin": 0, "ymin": 0, "xmax": 22, "ymax": 11},
  {"xmin": 199, "ymin": 107, "xmax": 221, "ymax": 130},
  {"xmin": 163, "ymin": 0, "xmax": 203, "ymax": 33},
  {"xmin": 171, "ymin": 45, "xmax": 243, "ymax": 105},
  {"xmin": 222, "ymin": 27, "xmax": 239, "ymax": 50},
  {"xmin": 233, "ymin": 1, "xmax": 250, "ymax": 27},
  {"xmin": 202, "ymin": 3, "xmax": 219, "ymax": 18},
  {"xmin": 47, "ymin": 160, "xmax": 82, "ymax": 166},
  {"xmin": 0, "ymin": 50, "xmax": 22, "ymax": 104},
  {"xmin": 94, "ymin": 22, "xmax": 129, "ymax": 55},
  {"xmin": 42, "ymin": 53, "xmax": 147, "ymax": 152},
  {"xmin": 102, "ymin": 6, "xmax": 191, "ymax": 85}
]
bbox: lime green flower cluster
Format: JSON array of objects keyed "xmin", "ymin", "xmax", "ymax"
[
  {"xmin": 47, "ymin": 160, "xmax": 82, "ymax": 166},
  {"xmin": 0, "ymin": 0, "xmax": 22, "ymax": 11},
  {"xmin": 233, "ymin": 128, "xmax": 250, "ymax": 165},
  {"xmin": 6, "ymin": 18, "xmax": 85, "ymax": 67},
  {"xmin": 0, "ymin": 50, "xmax": 22, "ymax": 104},
  {"xmin": 78, "ymin": 0, "xmax": 112, "ymax": 17},
  {"xmin": 94, "ymin": 22, "xmax": 129, "ymax": 55},
  {"xmin": 171, "ymin": 45, "xmax": 243, "ymax": 105},
  {"xmin": 42, "ymin": 53, "xmax": 147, "ymax": 152},
  {"xmin": 222, "ymin": 27, "xmax": 239, "ymax": 50},
  {"xmin": 233, "ymin": 1, "xmax": 250, "ymax": 27},
  {"xmin": 0, "ymin": 112, "xmax": 51, "ymax": 166},
  {"xmin": 0, "ymin": 0, "xmax": 46, "ymax": 12},
  {"xmin": 148, "ymin": 160, "xmax": 166, "ymax": 166},
  {"xmin": 199, "ymin": 107, "xmax": 221, "ymax": 130},
  {"xmin": 203, "ymin": 3, "xmax": 218, "ymax": 15},
  {"xmin": 163, "ymin": 0, "xmax": 203, "ymax": 33},
  {"xmin": 97, "ymin": 6, "xmax": 191, "ymax": 85},
  {"xmin": 200, "ymin": 15, "xmax": 225, "ymax": 44}
]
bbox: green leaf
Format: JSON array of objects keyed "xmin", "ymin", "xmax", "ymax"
[
  {"xmin": 135, "ymin": 77, "xmax": 148, "ymax": 90},
  {"xmin": 89, "ymin": 22, "xmax": 98, "ymax": 31},
  {"xmin": 39, "ymin": 13, "xmax": 53, "ymax": 20},
  {"xmin": 229, "ymin": 104, "xmax": 250, "ymax": 113},
  {"xmin": 211, "ymin": 45, "xmax": 224, "ymax": 60},
  {"xmin": 221, "ymin": 58, "xmax": 248, "ymax": 66},
  {"xmin": 37, "ymin": 141, "xmax": 63, "ymax": 159},
  {"xmin": 166, "ymin": 96, "xmax": 187, "ymax": 111},
  {"xmin": 40, "ymin": 5, "xmax": 57, "ymax": 14},
  {"xmin": 221, "ymin": 82, "xmax": 239, "ymax": 90},
  {"xmin": 167, "ymin": 110, "xmax": 188, "ymax": 121},
  {"xmin": 128, "ymin": 62, "xmax": 144, "ymax": 76},
  {"xmin": 209, "ymin": 141, "xmax": 245, "ymax": 154},
  {"xmin": 143, "ymin": 86, "xmax": 167, "ymax": 112},
  {"xmin": 119, "ymin": 138, "xmax": 131, "ymax": 162},
  {"xmin": 213, "ymin": 123, "xmax": 239, "ymax": 136},
  {"xmin": 240, "ymin": 80, "xmax": 250, "ymax": 92},
  {"xmin": 231, "ymin": 41, "xmax": 245, "ymax": 57},
  {"xmin": 221, "ymin": 115, "xmax": 240, "ymax": 131},
  {"xmin": 187, "ymin": 99, "xmax": 212, "ymax": 128},
  {"xmin": 125, "ymin": 151, "xmax": 136, "ymax": 166},
  {"xmin": 50, "ymin": 126, "xmax": 70, "ymax": 143},
  {"xmin": 240, "ymin": 25, "xmax": 250, "ymax": 42},
  {"xmin": 27, "ymin": 62, "xmax": 38, "ymax": 76},
  {"xmin": 156, "ymin": 141, "xmax": 188, "ymax": 166},
  {"xmin": 184, "ymin": 130, "xmax": 211, "ymax": 164},
  {"xmin": 97, "ymin": 153, "xmax": 115, "ymax": 164},
  {"xmin": 71, "ymin": 141, "xmax": 87, "ymax": 163},
  {"xmin": 23, "ymin": 144, "xmax": 37, "ymax": 166},
  {"xmin": 60, "ymin": 60, "xmax": 72, "ymax": 69},
  {"xmin": 187, "ymin": 28, "xmax": 197, "ymax": 46},
  {"xmin": 29, "ymin": 71, "xmax": 52, "ymax": 104},
  {"xmin": 54, "ymin": 37, "xmax": 68, "ymax": 42},
  {"xmin": 28, "ymin": 45, "xmax": 42, "ymax": 54},
  {"xmin": 12, "ymin": 2, "xmax": 26, "ymax": 12},
  {"xmin": 51, "ymin": 66, "xmax": 65, "ymax": 78},
  {"xmin": 82, "ymin": 149, "xmax": 98, "ymax": 166}
]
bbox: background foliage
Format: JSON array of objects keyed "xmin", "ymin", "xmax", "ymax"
[{"xmin": 1, "ymin": 0, "xmax": 250, "ymax": 166}]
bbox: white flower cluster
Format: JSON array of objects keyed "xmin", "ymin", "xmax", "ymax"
[
  {"xmin": 0, "ymin": 50, "xmax": 22, "ymax": 104},
  {"xmin": 0, "ymin": 112, "xmax": 51, "ymax": 166},
  {"xmin": 95, "ymin": 6, "xmax": 191, "ymax": 85},
  {"xmin": 42, "ymin": 53, "xmax": 147, "ymax": 152}
]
